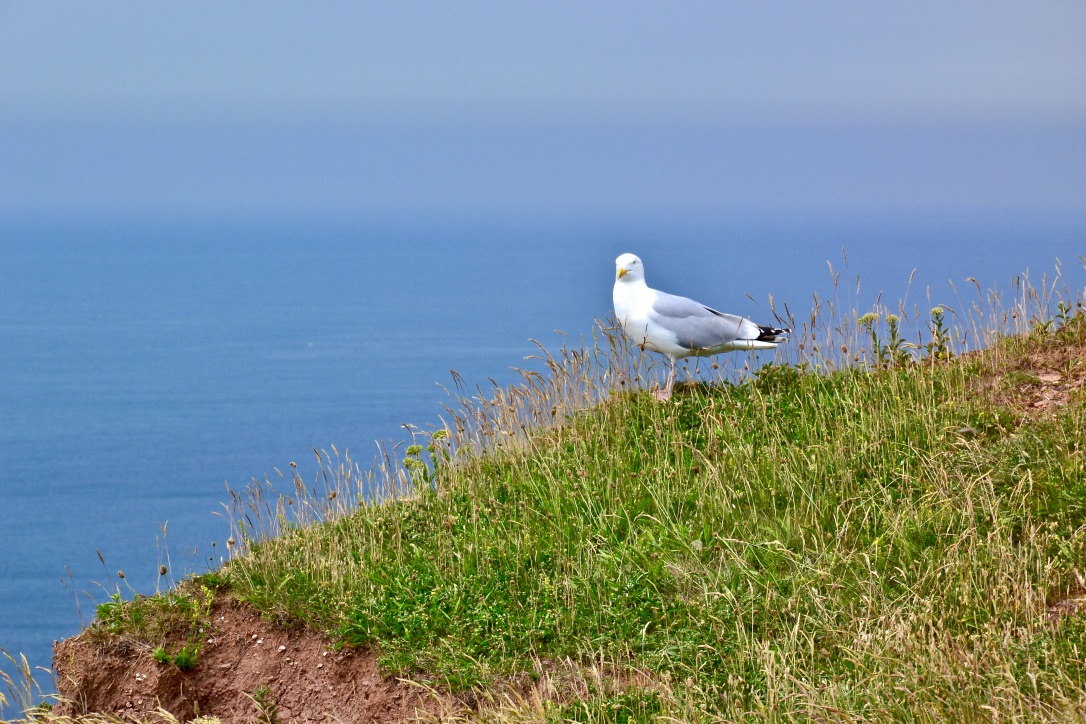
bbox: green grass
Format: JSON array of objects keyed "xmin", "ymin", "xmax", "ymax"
[
  {"xmin": 10, "ymin": 270, "xmax": 1086, "ymax": 722},
  {"xmin": 212, "ymin": 298, "xmax": 1086, "ymax": 719}
]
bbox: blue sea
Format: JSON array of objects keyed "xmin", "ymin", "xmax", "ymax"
[{"xmin": 1, "ymin": 210, "xmax": 1084, "ymax": 705}]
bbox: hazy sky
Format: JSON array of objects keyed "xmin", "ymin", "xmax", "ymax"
[{"xmin": 1, "ymin": 2, "xmax": 1084, "ymax": 214}]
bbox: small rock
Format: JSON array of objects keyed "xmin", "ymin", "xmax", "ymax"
[{"xmin": 278, "ymin": 645, "xmax": 287, "ymax": 652}]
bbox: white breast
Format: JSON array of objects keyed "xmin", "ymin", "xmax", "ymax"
[{"xmin": 613, "ymin": 281, "xmax": 676, "ymax": 355}]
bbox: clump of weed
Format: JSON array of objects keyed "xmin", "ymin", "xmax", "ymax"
[
  {"xmin": 150, "ymin": 642, "xmax": 200, "ymax": 671},
  {"xmin": 247, "ymin": 684, "xmax": 279, "ymax": 724}
]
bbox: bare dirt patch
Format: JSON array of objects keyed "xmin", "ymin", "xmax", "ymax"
[
  {"xmin": 52, "ymin": 597, "xmax": 449, "ymax": 723},
  {"xmin": 968, "ymin": 321, "xmax": 1086, "ymax": 417}
]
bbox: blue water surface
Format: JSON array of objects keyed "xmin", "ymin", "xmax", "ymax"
[{"xmin": 1, "ymin": 210, "xmax": 1083, "ymax": 705}]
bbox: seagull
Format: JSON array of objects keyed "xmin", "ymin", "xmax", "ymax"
[{"xmin": 612, "ymin": 252, "xmax": 789, "ymax": 400}]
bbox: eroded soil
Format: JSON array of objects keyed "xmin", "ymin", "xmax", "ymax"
[{"xmin": 52, "ymin": 597, "xmax": 448, "ymax": 723}]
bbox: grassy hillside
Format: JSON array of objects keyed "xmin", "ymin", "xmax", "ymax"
[
  {"xmin": 7, "ymin": 273, "xmax": 1086, "ymax": 722},
  {"xmin": 221, "ymin": 314, "xmax": 1086, "ymax": 721}
]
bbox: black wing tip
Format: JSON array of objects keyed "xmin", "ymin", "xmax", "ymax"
[{"xmin": 756, "ymin": 325, "xmax": 790, "ymax": 343}]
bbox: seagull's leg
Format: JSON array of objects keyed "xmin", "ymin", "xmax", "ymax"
[{"xmin": 656, "ymin": 357, "xmax": 677, "ymax": 401}]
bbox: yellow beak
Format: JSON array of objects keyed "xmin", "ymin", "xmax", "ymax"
[{"xmin": 617, "ymin": 267, "xmax": 628, "ymax": 279}]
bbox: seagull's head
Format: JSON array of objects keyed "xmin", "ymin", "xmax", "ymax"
[{"xmin": 615, "ymin": 253, "xmax": 644, "ymax": 283}]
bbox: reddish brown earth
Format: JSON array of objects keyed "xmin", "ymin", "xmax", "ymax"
[{"xmin": 52, "ymin": 597, "xmax": 450, "ymax": 723}]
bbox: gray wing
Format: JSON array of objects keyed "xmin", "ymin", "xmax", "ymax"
[{"xmin": 650, "ymin": 291, "xmax": 764, "ymax": 351}]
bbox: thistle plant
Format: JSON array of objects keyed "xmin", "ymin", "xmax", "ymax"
[
  {"xmin": 925, "ymin": 306, "xmax": 951, "ymax": 362},
  {"xmin": 403, "ymin": 428, "xmax": 451, "ymax": 490},
  {"xmin": 858, "ymin": 311, "xmax": 914, "ymax": 368}
]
